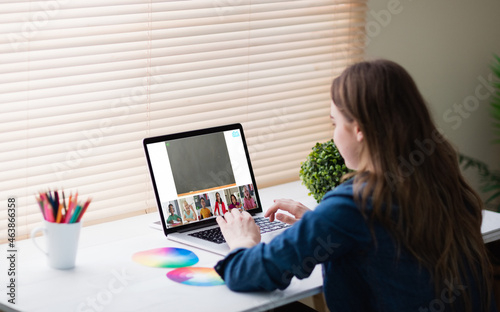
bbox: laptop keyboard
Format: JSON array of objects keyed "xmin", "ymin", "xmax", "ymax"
[{"xmin": 188, "ymin": 217, "xmax": 290, "ymax": 244}]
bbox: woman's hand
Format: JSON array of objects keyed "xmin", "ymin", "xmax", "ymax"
[
  {"xmin": 265, "ymin": 199, "xmax": 311, "ymax": 225},
  {"xmin": 216, "ymin": 209, "xmax": 261, "ymax": 251}
]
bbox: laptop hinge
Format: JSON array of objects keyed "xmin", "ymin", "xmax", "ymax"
[{"xmin": 177, "ymin": 220, "xmax": 218, "ymax": 233}]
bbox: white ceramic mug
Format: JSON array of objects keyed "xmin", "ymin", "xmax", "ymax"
[{"xmin": 31, "ymin": 220, "xmax": 82, "ymax": 270}]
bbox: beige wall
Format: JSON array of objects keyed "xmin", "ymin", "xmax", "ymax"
[{"xmin": 365, "ymin": 0, "xmax": 500, "ymax": 206}]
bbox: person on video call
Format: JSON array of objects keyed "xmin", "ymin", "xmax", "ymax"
[
  {"xmin": 228, "ymin": 194, "xmax": 242, "ymax": 211},
  {"xmin": 213, "ymin": 192, "xmax": 227, "ymax": 216},
  {"xmin": 182, "ymin": 200, "xmax": 197, "ymax": 223},
  {"xmin": 214, "ymin": 59, "xmax": 496, "ymax": 312},
  {"xmin": 166, "ymin": 204, "xmax": 182, "ymax": 224},
  {"xmin": 199, "ymin": 197, "xmax": 213, "ymax": 220},
  {"xmin": 242, "ymin": 186, "xmax": 257, "ymax": 210}
]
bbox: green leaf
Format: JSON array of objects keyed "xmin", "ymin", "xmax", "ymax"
[
  {"xmin": 482, "ymin": 183, "xmax": 500, "ymax": 193},
  {"xmin": 485, "ymin": 191, "xmax": 500, "ymax": 204},
  {"xmin": 299, "ymin": 139, "xmax": 349, "ymax": 203}
]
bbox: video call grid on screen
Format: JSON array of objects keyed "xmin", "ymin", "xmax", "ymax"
[
  {"xmin": 147, "ymin": 129, "xmax": 256, "ymax": 229},
  {"xmin": 161, "ymin": 183, "xmax": 258, "ymax": 229}
]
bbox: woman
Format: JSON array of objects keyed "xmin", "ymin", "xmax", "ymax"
[
  {"xmin": 213, "ymin": 192, "xmax": 227, "ymax": 216},
  {"xmin": 242, "ymin": 186, "xmax": 257, "ymax": 210},
  {"xmin": 182, "ymin": 200, "xmax": 197, "ymax": 223},
  {"xmin": 228, "ymin": 194, "xmax": 242, "ymax": 211},
  {"xmin": 214, "ymin": 60, "xmax": 494, "ymax": 311}
]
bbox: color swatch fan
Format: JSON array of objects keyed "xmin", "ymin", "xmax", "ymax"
[
  {"xmin": 167, "ymin": 267, "xmax": 224, "ymax": 286},
  {"xmin": 132, "ymin": 247, "xmax": 199, "ymax": 268}
]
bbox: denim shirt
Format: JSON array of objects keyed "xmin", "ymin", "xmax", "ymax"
[{"xmin": 214, "ymin": 181, "xmax": 495, "ymax": 312}]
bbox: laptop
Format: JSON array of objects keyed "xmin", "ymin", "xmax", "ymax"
[{"xmin": 143, "ymin": 123, "xmax": 290, "ymax": 255}]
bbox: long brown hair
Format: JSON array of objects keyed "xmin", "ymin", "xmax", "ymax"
[{"xmin": 331, "ymin": 59, "xmax": 492, "ymax": 311}]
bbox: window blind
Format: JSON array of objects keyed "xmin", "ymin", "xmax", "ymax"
[{"xmin": 0, "ymin": 0, "xmax": 367, "ymax": 241}]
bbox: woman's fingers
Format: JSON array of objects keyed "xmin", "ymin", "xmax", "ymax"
[
  {"xmin": 275, "ymin": 213, "xmax": 298, "ymax": 225},
  {"xmin": 265, "ymin": 199, "xmax": 311, "ymax": 222},
  {"xmin": 216, "ymin": 215, "xmax": 226, "ymax": 226},
  {"xmin": 218, "ymin": 209, "xmax": 261, "ymax": 250},
  {"xmin": 265, "ymin": 199, "xmax": 293, "ymax": 220}
]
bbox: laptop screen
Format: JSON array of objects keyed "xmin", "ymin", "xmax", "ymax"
[{"xmin": 143, "ymin": 124, "xmax": 262, "ymax": 233}]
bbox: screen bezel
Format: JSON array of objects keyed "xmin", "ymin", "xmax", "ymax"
[{"xmin": 143, "ymin": 123, "xmax": 262, "ymax": 235}]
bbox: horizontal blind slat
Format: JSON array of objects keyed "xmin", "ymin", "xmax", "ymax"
[{"xmin": 0, "ymin": 0, "xmax": 367, "ymax": 238}]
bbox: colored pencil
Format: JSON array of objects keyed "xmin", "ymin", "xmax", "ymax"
[
  {"xmin": 36, "ymin": 196, "xmax": 45, "ymax": 219},
  {"xmin": 62, "ymin": 191, "xmax": 67, "ymax": 217},
  {"xmin": 69, "ymin": 205, "xmax": 81, "ymax": 223},
  {"xmin": 76, "ymin": 199, "xmax": 91, "ymax": 223},
  {"xmin": 56, "ymin": 204, "xmax": 63, "ymax": 223},
  {"xmin": 64, "ymin": 193, "xmax": 74, "ymax": 223},
  {"xmin": 54, "ymin": 191, "xmax": 59, "ymax": 221},
  {"xmin": 44, "ymin": 201, "xmax": 53, "ymax": 222},
  {"xmin": 36, "ymin": 189, "xmax": 90, "ymax": 223}
]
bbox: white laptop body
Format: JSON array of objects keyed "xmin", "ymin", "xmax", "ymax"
[{"xmin": 143, "ymin": 123, "xmax": 288, "ymax": 256}]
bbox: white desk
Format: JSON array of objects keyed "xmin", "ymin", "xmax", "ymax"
[
  {"xmin": 1, "ymin": 180, "xmax": 500, "ymax": 312},
  {"xmin": 0, "ymin": 181, "xmax": 320, "ymax": 312},
  {"xmin": 482, "ymin": 210, "xmax": 500, "ymax": 244}
]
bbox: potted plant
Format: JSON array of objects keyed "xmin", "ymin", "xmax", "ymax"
[{"xmin": 299, "ymin": 139, "xmax": 349, "ymax": 203}]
